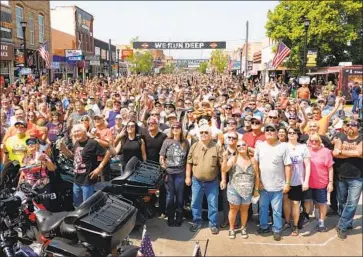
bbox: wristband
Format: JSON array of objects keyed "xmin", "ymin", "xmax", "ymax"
[{"xmin": 285, "ymin": 182, "xmax": 290, "ymax": 185}]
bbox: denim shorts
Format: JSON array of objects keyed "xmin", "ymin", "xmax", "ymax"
[
  {"xmin": 311, "ymin": 188, "xmax": 327, "ymax": 204},
  {"xmin": 227, "ymin": 185, "xmax": 252, "ymax": 206}
]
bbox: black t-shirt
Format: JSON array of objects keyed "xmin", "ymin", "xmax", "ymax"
[
  {"xmin": 73, "ymin": 138, "xmax": 106, "ymax": 185},
  {"xmin": 143, "ymin": 131, "xmax": 167, "ymax": 163},
  {"xmin": 119, "ymin": 137, "xmax": 143, "ymax": 168},
  {"xmin": 335, "ymin": 134, "xmax": 363, "ymax": 179}
]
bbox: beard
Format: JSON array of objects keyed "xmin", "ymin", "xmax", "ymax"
[{"xmin": 347, "ymin": 129, "xmax": 354, "ymax": 136}]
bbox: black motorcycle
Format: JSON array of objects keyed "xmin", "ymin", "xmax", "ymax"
[{"xmin": 1, "ymin": 188, "xmax": 139, "ymax": 257}]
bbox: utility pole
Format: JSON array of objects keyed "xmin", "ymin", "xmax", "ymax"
[
  {"xmin": 245, "ymin": 20, "xmax": 249, "ymax": 78},
  {"xmin": 108, "ymin": 39, "xmax": 112, "ymax": 78}
]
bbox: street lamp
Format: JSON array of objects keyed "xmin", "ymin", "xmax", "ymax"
[
  {"xmin": 302, "ymin": 16, "xmax": 310, "ymax": 75},
  {"xmin": 20, "ymin": 21, "xmax": 27, "ymax": 68},
  {"xmin": 117, "ymin": 49, "xmax": 120, "ymax": 78}
]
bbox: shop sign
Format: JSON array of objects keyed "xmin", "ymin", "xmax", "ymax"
[
  {"xmin": 0, "ymin": 42, "xmax": 14, "ymax": 61},
  {"xmin": 95, "ymin": 47, "xmax": 100, "ymax": 56},
  {"xmin": 90, "ymin": 60, "xmax": 100, "ymax": 66},
  {"xmin": 50, "ymin": 62, "xmax": 60, "ymax": 69},
  {"xmin": 75, "ymin": 7, "xmax": 92, "ymax": 34},
  {"xmin": 20, "ymin": 67, "xmax": 32, "ymax": 75},
  {"xmin": 0, "ymin": 6, "xmax": 12, "ymax": 41},
  {"xmin": 101, "ymin": 49, "xmax": 107, "ymax": 60},
  {"xmin": 85, "ymin": 55, "xmax": 99, "ymax": 61},
  {"xmin": 65, "ymin": 49, "xmax": 83, "ymax": 57},
  {"xmin": 306, "ymin": 49, "xmax": 318, "ymax": 67},
  {"xmin": 121, "ymin": 49, "xmax": 133, "ymax": 60}
]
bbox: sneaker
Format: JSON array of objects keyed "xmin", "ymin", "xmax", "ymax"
[
  {"xmin": 255, "ymin": 227, "xmax": 271, "ymax": 235},
  {"xmin": 273, "ymin": 232, "xmax": 282, "ymax": 241},
  {"xmin": 190, "ymin": 223, "xmax": 202, "ymax": 233},
  {"xmin": 228, "ymin": 230, "xmax": 236, "ymax": 239},
  {"xmin": 241, "ymin": 227, "xmax": 249, "ymax": 239},
  {"xmin": 317, "ymin": 225, "xmax": 327, "ymax": 232},
  {"xmin": 336, "ymin": 227, "xmax": 347, "ymax": 239},
  {"xmin": 210, "ymin": 226, "xmax": 219, "ymax": 235}
]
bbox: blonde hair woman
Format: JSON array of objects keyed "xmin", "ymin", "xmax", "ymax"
[{"xmin": 102, "ymin": 99, "xmax": 114, "ymax": 116}]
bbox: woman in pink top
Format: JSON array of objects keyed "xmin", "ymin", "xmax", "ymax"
[{"xmin": 308, "ymin": 133, "xmax": 334, "ymax": 232}]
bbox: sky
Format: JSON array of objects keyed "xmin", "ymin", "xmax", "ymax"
[{"xmin": 50, "ymin": 1, "xmax": 278, "ymax": 59}]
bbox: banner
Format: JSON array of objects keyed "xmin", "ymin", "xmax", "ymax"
[
  {"xmin": 0, "ymin": 5, "xmax": 12, "ymax": 42},
  {"xmin": 173, "ymin": 59, "xmax": 208, "ymax": 67},
  {"xmin": 306, "ymin": 49, "xmax": 318, "ymax": 67},
  {"xmin": 75, "ymin": 7, "xmax": 92, "ymax": 34},
  {"xmin": 133, "ymin": 41, "xmax": 226, "ymax": 50}
]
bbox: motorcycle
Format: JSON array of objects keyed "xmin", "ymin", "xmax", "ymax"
[{"xmin": 0, "ymin": 188, "xmax": 139, "ymax": 257}]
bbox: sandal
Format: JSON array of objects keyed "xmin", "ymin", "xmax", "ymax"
[
  {"xmin": 291, "ymin": 225, "xmax": 299, "ymax": 236},
  {"xmin": 282, "ymin": 221, "xmax": 291, "ymax": 231}
]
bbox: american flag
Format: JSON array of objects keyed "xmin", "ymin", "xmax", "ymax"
[
  {"xmin": 272, "ymin": 41, "xmax": 291, "ymax": 69},
  {"xmin": 28, "ymin": 54, "xmax": 34, "ymax": 67},
  {"xmin": 38, "ymin": 41, "xmax": 51, "ymax": 69},
  {"xmin": 193, "ymin": 242, "xmax": 202, "ymax": 257},
  {"xmin": 137, "ymin": 226, "xmax": 155, "ymax": 257}
]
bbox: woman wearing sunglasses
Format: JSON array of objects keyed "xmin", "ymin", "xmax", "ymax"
[
  {"xmin": 114, "ymin": 121, "xmax": 147, "ymax": 172},
  {"xmin": 283, "ymin": 127, "xmax": 310, "ymax": 236},
  {"xmin": 222, "ymin": 140, "xmax": 260, "ymax": 239},
  {"xmin": 160, "ymin": 122, "xmax": 189, "ymax": 227},
  {"xmin": 307, "ymin": 133, "xmax": 334, "ymax": 232}
]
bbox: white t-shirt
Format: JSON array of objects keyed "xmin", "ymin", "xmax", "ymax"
[{"xmin": 287, "ymin": 143, "xmax": 310, "ymax": 186}]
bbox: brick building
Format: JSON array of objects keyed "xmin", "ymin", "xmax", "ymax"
[{"xmin": 8, "ymin": 0, "xmax": 52, "ymax": 80}]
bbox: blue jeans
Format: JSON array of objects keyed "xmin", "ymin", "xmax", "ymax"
[
  {"xmin": 191, "ymin": 177, "xmax": 219, "ymax": 228},
  {"xmin": 337, "ymin": 178, "xmax": 363, "ymax": 231},
  {"xmin": 73, "ymin": 183, "xmax": 95, "ymax": 208},
  {"xmin": 259, "ymin": 190, "xmax": 283, "ymax": 233},
  {"xmin": 166, "ymin": 173, "xmax": 185, "ymax": 212},
  {"xmin": 352, "ymin": 99, "xmax": 359, "ymax": 113}
]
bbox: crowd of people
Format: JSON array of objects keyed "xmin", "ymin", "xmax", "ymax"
[{"xmin": 0, "ymin": 74, "xmax": 362, "ymax": 242}]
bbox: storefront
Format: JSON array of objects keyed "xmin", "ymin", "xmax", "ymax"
[{"xmin": 0, "ymin": 43, "xmax": 15, "ymax": 86}]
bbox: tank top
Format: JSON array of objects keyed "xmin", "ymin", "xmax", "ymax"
[
  {"xmin": 119, "ymin": 137, "xmax": 143, "ymax": 168},
  {"xmin": 107, "ymin": 110, "xmax": 120, "ymax": 128},
  {"xmin": 228, "ymin": 162, "xmax": 255, "ymax": 199}
]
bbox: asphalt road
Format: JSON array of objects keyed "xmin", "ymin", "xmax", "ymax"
[{"xmin": 130, "ymin": 198, "xmax": 362, "ymax": 256}]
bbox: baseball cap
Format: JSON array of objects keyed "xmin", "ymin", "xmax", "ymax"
[
  {"xmin": 268, "ymin": 110, "xmax": 279, "ymax": 117},
  {"xmin": 251, "ymin": 115, "xmax": 262, "ymax": 122},
  {"xmin": 199, "ymin": 124, "xmax": 210, "ymax": 132},
  {"xmin": 115, "ymin": 114, "xmax": 122, "ymax": 119},
  {"xmin": 264, "ymin": 123, "xmax": 277, "ymax": 130},
  {"xmin": 14, "ymin": 120, "xmax": 27, "ymax": 127},
  {"xmin": 93, "ymin": 113, "xmax": 104, "ymax": 119},
  {"xmin": 26, "ymin": 137, "xmax": 39, "ymax": 145},
  {"xmin": 167, "ymin": 113, "xmax": 177, "ymax": 119}
]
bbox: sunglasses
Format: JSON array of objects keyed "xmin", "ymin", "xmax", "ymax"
[
  {"xmin": 200, "ymin": 131, "xmax": 209, "ymax": 135},
  {"xmin": 228, "ymin": 136, "xmax": 237, "ymax": 140},
  {"xmin": 147, "ymin": 122, "xmax": 157, "ymax": 125},
  {"xmin": 81, "ymin": 118, "xmax": 89, "ymax": 122},
  {"xmin": 288, "ymin": 132, "xmax": 297, "ymax": 135},
  {"xmin": 245, "ymin": 119, "xmax": 251, "ymax": 122},
  {"xmin": 225, "ymin": 107, "xmax": 232, "ymax": 110},
  {"xmin": 151, "ymin": 113, "xmax": 160, "ymax": 116},
  {"xmin": 232, "ymin": 115, "xmax": 240, "ymax": 118},
  {"xmin": 347, "ymin": 123, "xmax": 358, "ymax": 127},
  {"xmin": 127, "ymin": 124, "xmax": 136, "ymax": 128},
  {"xmin": 185, "ymin": 102, "xmax": 192, "ymax": 105},
  {"xmin": 187, "ymin": 111, "xmax": 193, "ymax": 113},
  {"xmin": 269, "ymin": 116, "xmax": 278, "ymax": 119},
  {"xmin": 265, "ymin": 128, "xmax": 276, "ymax": 132},
  {"xmin": 289, "ymin": 117, "xmax": 297, "ymax": 120},
  {"xmin": 15, "ymin": 125, "xmax": 26, "ymax": 129},
  {"xmin": 228, "ymin": 122, "xmax": 237, "ymax": 126},
  {"xmin": 26, "ymin": 141, "xmax": 38, "ymax": 146},
  {"xmin": 251, "ymin": 121, "xmax": 261, "ymax": 125},
  {"xmin": 237, "ymin": 143, "xmax": 247, "ymax": 148},
  {"xmin": 310, "ymin": 139, "xmax": 320, "ymax": 143}
]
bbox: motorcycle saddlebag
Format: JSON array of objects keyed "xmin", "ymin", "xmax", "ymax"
[{"xmin": 74, "ymin": 192, "xmax": 137, "ymax": 253}]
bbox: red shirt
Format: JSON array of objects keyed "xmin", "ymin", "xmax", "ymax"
[{"xmin": 242, "ymin": 131, "xmax": 266, "ymax": 148}]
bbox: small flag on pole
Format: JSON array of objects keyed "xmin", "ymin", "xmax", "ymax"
[
  {"xmin": 137, "ymin": 225, "xmax": 155, "ymax": 257},
  {"xmin": 192, "ymin": 242, "xmax": 202, "ymax": 257},
  {"xmin": 272, "ymin": 41, "xmax": 291, "ymax": 69},
  {"xmin": 38, "ymin": 41, "xmax": 51, "ymax": 69}
]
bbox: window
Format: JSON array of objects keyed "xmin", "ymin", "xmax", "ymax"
[
  {"xmin": 29, "ymin": 13, "xmax": 34, "ymax": 45},
  {"xmin": 15, "ymin": 5, "xmax": 23, "ymax": 38},
  {"xmin": 38, "ymin": 14, "xmax": 44, "ymax": 43}
]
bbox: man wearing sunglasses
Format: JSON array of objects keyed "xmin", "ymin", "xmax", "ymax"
[
  {"xmin": 254, "ymin": 123, "xmax": 292, "ymax": 241},
  {"xmin": 333, "ymin": 120, "xmax": 363, "ymax": 240},
  {"xmin": 242, "ymin": 116, "xmax": 266, "ymax": 157}
]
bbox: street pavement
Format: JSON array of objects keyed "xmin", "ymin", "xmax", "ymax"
[{"xmin": 130, "ymin": 197, "xmax": 362, "ymax": 256}]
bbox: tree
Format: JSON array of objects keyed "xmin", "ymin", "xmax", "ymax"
[
  {"xmin": 265, "ymin": 0, "xmax": 362, "ymax": 71},
  {"xmin": 162, "ymin": 62, "xmax": 175, "ymax": 74},
  {"xmin": 210, "ymin": 50, "xmax": 229, "ymax": 74},
  {"xmin": 128, "ymin": 51, "xmax": 153, "ymax": 74},
  {"xmin": 198, "ymin": 61, "xmax": 208, "ymax": 74}
]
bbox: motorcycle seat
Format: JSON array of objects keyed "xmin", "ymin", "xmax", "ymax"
[
  {"xmin": 111, "ymin": 157, "xmax": 138, "ymax": 184},
  {"xmin": 35, "ymin": 210, "xmax": 69, "ymax": 234}
]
